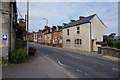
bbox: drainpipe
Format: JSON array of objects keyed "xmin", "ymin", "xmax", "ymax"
[{"xmin": 88, "ymin": 21, "xmax": 92, "ymax": 52}]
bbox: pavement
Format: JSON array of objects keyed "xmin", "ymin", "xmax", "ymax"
[
  {"xmin": 2, "ymin": 43, "xmax": 120, "ymax": 78},
  {"xmin": 2, "ymin": 45, "xmax": 74, "ymax": 78}
]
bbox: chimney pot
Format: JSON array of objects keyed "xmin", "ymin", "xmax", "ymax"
[
  {"xmin": 63, "ymin": 23, "xmax": 67, "ymax": 26},
  {"xmin": 70, "ymin": 20, "xmax": 75, "ymax": 22},
  {"xmin": 79, "ymin": 16, "xmax": 85, "ymax": 20},
  {"xmin": 44, "ymin": 26, "xmax": 48, "ymax": 29},
  {"xmin": 52, "ymin": 26, "xmax": 56, "ymax": 29}
]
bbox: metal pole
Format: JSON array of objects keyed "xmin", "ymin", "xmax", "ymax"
[
  {"xmin": 44, "ymin": 18, "xmax": 48, "ymax": 26},
  {"xmin": 25, "ymin": 14, "xmax": 27, "ymax": 40},
  {"xmin": 10, "ymin": 3, "xmax": 13, "ymax": 51},
  {"xmin": 46, "ymin": 19, "xmax": 48, "ymax": 26},
  {"xmin": 89, "ymin": 22, "xmax": 92, "ymax": 52},
  {"xmin": 27, "ymin": 0, "xmax": 29, "ymax": 55}
]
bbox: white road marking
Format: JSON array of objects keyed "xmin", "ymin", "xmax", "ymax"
[
  {"xmin": 44, "ymin": 53, "xmax": 90, "ymax": 77},
  {"xmin": 56, "ymin": 58, "xmax": 90, "ymax": 78},
  {"xmin": 84, "ymin": 73, "xmax": 90, "ymax": 77},
  {"xmin": 70, "ymin": 55, "xmax": 82, "ymax": 59},
  {"xmin": 112, "ymin": 68, "xmax": 119, "ymax": 71},
  {"xmin": 99, "ymin": 63, "xmax": 105, "ymax": 67},
  {"xmin": 57, "ymin": 58, "xmax": 82, "ymax": 72}
]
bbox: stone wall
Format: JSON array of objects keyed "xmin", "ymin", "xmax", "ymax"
[
  {"xmin": 102, "ymin": 47, "xmax": 120, "ymax": 58},
  {"xmin": 1, "ymin": 2, "xmax": 10, "ymax": 57}
]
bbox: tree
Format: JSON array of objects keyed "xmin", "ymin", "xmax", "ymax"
[
  {"xmin": 107, "ymin": 33, "xmax": 116, "ymax": 47},
  {"xmin": 108, "ymin": 33, "xmax": 116, "ymax": 39},
  {"xmin": 107, "ymin": 33, "xmax": 120, "ymax": 49},
  {"xmin": 15, "ymin": 23, "xmax": 27, "ymax": 49}
]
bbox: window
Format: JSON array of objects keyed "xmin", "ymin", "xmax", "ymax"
[
  {"xmin": 66, "ymin": 39, "xmax": 70, "ymax": 45},
  {"xmin": 75, "ymin": 39, "xmax": 82, "ymax": 45},
  {"xmin": 77, "ymin": 27, "xmax": 80, "ymax": 34},
  {"xmin": 75, "ymin": 39, "xmax": 76, "ymax": 44},
  {"xmin": 77, "ymin": 31, "xmax": 79, "ymax": 34},
  {"xmin": 67, "ymin": 29, "xmax": 69, "ymax": 35},
  {"xmin": 79, "ymin": 39, "xmax": 82, "ymax": 44},
  {"xmin": 77, "ymin": 39, "xmax": 79, "ymax": 44}
]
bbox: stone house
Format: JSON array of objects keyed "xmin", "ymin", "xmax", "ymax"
[
  {"xmin": 62, "ymin": 14, "xmax": 107, "ymax": 52},
  {"xmin": 37, "ymin": 29, "xmax": 43, "ymax": 43},
  {"xmin": 42, "ymin": 26, "xmax": 51, "ymax": 44},
  {"xmin": 52, "ymin": 26, "xmax": 62, "ymax": 44},
  {"xmin": 32, "ymin": 32, "xmax": 38, "ymax": 42},
  {"xmin": 0, "ymin": 1, "xmax": 17, "ymax": 57},
  {"xmin": 28, "ymin": 32, "xmax": 34, "ymax": 41}
]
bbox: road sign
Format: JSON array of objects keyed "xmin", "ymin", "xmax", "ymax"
[{"xmin": 2, "ymin": 35, "xmax": 8, "ymax": 41}]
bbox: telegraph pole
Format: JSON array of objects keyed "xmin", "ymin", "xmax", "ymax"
[{"xmin": 27, "ymin": 0, "xmax": 29, "ymax": 55}]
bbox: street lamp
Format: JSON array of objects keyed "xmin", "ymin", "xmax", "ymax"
[{"xmin": 43, "ymin": 18, "xmax": 48, "ymax": 26}]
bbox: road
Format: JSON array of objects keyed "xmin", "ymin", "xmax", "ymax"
[{"xmin": 29, "ymin": 43, "xmax": 120, "ymax": 78}]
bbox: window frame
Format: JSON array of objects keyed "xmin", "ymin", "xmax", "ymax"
[
  {"xmin": 76, "ymin": 26, "xmax": 80, "ymax": 34},
  {"xmin": 67, "ymin": 29, "xmax": 69, "ymax": 35},
  {"xmin": 66, "ymin": 39, "xmax": 70, "ymax": 45}
]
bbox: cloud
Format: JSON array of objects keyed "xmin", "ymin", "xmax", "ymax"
[{"xmin": 17, "ymin": 2, "xmax": 118, "ymax": 35}]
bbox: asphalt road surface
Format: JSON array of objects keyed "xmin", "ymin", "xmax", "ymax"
[{"xmin": 29, "ymin": 43, "xmax": 120, "ymax": 78}]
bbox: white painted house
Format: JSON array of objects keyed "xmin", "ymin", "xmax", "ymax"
[{"xmin": 62, "ymin": 14, "xmax": 107, "ymax": 52}]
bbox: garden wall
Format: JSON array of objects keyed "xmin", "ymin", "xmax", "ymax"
[{"xmin": 102, "ymin": 47, "xmax": 120, "ymax": 58}]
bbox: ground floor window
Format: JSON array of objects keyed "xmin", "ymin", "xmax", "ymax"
[
  {"xmin": 75, "ymin": 39, "xmax": 82, "ymax": 45},
  {"xmin": 66, "ymin": 39, "xmax": 70, "ymax": 45}
]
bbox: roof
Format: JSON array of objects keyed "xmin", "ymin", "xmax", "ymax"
[
  {"xmin": 63, "ymin": 14, "xmax": 96, "ymax": 29},
  {"xmin": 96, "ymin": 42, "xmax": 108, "ymax": 46}
]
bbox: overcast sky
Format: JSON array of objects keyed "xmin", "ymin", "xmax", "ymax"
[{"xmin": 17, "ymin": 1, "xmax": 118, "ymax": 35}]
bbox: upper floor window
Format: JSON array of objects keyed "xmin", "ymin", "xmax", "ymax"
[
  {"xmin": 67, "ymin": 29, "xmax": 69, "ymax": 35},
  {"xmin": 77, "ymin": 27, "xmax": 80, "ymax": 34}
]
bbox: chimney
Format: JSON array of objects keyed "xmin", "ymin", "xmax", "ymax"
[
  {"xmin": 62, "ymin": 23, "xmax": 67, "ymax": 26},
  {"xmin": 39, "ymin": 29, "xmax": 42, "ymax": 32},
  {"xmin": 52, "ymin": 26, "xmax": 56, "ymax": 29},
  {"xmin": 79, "ymin": 16, "xmax": 85, "ymax": 20},
  {"xmin": 70, "ymin": 20, "xmax": 75, "ymax": 22},
  {"xmin": 44, "ymin": 26, "xmax": 48, "ymax": 29}
]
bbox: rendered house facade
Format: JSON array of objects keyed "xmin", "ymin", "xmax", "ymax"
[{"xmin": 62, "ymin": 14, "xmax": 107, "ymax": 52}]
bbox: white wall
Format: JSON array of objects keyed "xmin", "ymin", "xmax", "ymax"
[
  {"xmin": 90, "ymin": 15, "xmax": 107, "ymax": 41},
  {"xmin": 62, "ymin": 23, "xmax": 91, "ymax": 52},
  {"xmin": 90, "ymin": 15, "xmax": 107, "ymax": 51},
  {"xmin": 63, "ymin": 15, "xmax": 107, "ymax": 52}
]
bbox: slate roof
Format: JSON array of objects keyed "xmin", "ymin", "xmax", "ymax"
[{"xmin": 63, "ymin": 14, "xmax": 96, "ymax": 29}]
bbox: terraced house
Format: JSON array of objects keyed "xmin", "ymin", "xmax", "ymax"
[
  {"xmin": 52, "ymin": 26, "xmax": 62, "ymax": 44},
  {"xmin": 62, "ymin": 14, "xmax": 107, "ymax": 52}
]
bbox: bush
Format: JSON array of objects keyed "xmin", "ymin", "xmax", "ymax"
[
  {"xmin": 9, "ymin": 49, "xmax": 27, "ymax": 64},
  {"xmin": 114, "ymin": 40, "xmax": 120, "ymax": 49}
]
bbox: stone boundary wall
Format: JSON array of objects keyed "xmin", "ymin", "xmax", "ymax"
[
  {"xmin": 102, "ymin": 47, "xmax": 120, "ymax": 58},
  {"xmin": 35, "ymin": 43, "xmax": 63, "ymax": 48}
]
